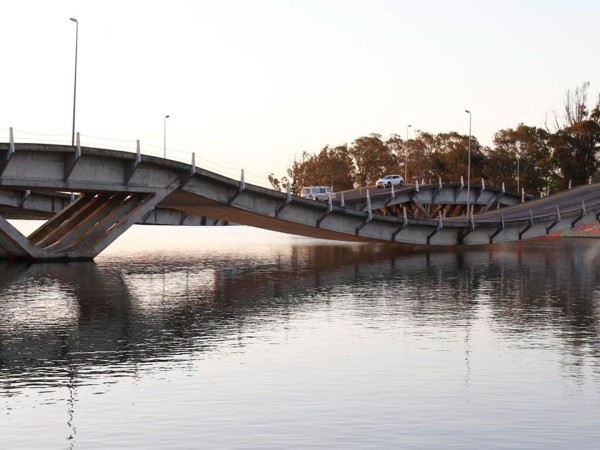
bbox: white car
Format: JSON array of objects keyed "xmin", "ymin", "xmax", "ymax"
[
  {"xmin": 375, "ymin": 174, "xmax": 404, "ymax": 188},
  {"xmin": 300, "ymin": 186, "xmax": 334, "ymax": 201}
]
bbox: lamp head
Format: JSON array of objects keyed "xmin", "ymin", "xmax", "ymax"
[
  {"xmin": 70, "ymin": 18, "xmax": 78, "ymax": 23},
  {"xmin": 165, "ymin": 115, "xmax": 170, "ymax": 119},
  {"xmin": 465, "ymin": 109, "xmax": 471, "ymax": 114}
]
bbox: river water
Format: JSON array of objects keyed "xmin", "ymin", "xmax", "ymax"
[{"xmin": 1, "ymin": 226, "xmax": 600, "ymax": 449}]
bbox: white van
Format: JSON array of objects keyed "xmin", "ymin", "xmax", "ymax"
[{"xmin": 300, "ymin": 186, "xmax": 334, "ymax": 201}]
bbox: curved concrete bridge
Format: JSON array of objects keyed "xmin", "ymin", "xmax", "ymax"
[{"xmin": 1, "ymin": 140, "xmax": 599, "ymax": 261}]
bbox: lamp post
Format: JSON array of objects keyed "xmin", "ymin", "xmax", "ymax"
[
  {"xmin": 69, "ymin": 18, "xmax": 78, "ymax": 146},
  {"xmin": 163, "ymin": 115, "xmax": 170, "ymax": 159},
  {"xmin": 465, "ymin": 110, "xmax": 472, "ymax": 218},
  {"xmin": 405, "ymin": 124, "xmax": 412, "ymax": 182},
  {"xmin": 516, "ymin": 153, "xmax": 520, "ymax": 193}
]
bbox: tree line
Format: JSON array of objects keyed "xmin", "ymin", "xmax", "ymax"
[{"xmin": 269, "ymin": 83, "xmax": 600, "ymax": 197}]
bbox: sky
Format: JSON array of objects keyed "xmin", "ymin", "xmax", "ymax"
[{"xmin": 1, "ymin": 0, "xmax": 598, "ymax": 187}]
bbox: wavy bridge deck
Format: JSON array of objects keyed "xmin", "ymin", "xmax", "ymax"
[{"xmin": 0, "ymin": 141, "xmax": 599, "ymax": 261}]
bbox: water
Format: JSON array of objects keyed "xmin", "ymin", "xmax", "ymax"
[{"xmin": 1, "ymin": 226, "xmax": 600, "ymax": 449}]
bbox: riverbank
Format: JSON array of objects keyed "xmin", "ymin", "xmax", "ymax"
[{"xmin": 561, "ymin": 222, "xmax": 600, "ymax": 238}]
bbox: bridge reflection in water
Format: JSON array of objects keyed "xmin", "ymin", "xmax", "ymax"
[
  {"xmin": 1, "ymin": 240, "xmax": 600, "ymax": 386},
  {"xmin": 2, "ymin": 237, "xmax": 600, "ymax": 448}
]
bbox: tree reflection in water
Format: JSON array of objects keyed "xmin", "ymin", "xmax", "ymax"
[{"xmin": 1, "ymin": 239, "xmax": 599, "ymax": 387}]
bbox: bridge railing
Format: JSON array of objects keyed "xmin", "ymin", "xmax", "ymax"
[{"xmin": 0, "ymin": 127, "xmax": 273, "ymax": 190}]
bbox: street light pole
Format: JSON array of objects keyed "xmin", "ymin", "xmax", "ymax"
[
  {"xmin": 405, "ymin": 124, "xmax": 412, "ymax": 182},
  {"xmin": 465, "ymin": 110, "xmax": 472, "ymax": 218},
  {"xmin": 69, "ymin": 18, "xmax": 78, "ymax": 146},
  {"xmin": 164, "ymin": 115, "xmax": 170, "ymax": 159},
  {"xmin": 516, "ymin": 154, "xmax": 520, "ymax": 193}
]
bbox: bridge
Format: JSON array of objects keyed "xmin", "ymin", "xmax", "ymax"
[{"xmin": 1, "ymin": 136, "xmax": 599, "ymax": 261}]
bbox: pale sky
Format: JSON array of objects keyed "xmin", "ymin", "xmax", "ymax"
[{"xmin": 1, "ymin": 0, "xmax": 598, "ymax": 187}]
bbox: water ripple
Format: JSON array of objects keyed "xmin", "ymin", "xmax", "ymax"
[{"xmin": 1, "ymin": 237, "xmax": 600, "ymax": 448}]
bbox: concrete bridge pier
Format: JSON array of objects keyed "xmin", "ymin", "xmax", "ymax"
[{"xmin": 0, "ymin": 189, "xmax": 170, "ymax": 261}]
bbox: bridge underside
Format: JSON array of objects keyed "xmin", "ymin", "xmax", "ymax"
[
  {"xmin": 0, "ymin": 142, "xmax": 599, "ymax": 261},
  {"xmin": 0, "ymin": 190, "xmax": 167, "ymax": 260},
  {"xmin": 0, "ymin": 188, "xmax": 231, "ymax": 226}
]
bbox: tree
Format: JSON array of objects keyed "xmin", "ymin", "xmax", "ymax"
[
  {"xmin": 349, "ymin": 134, "xmax": 397, "ymax": 186},
  {"xmin": 488, "ymin": 125, "xmax": 553, "ymax": 195},
  {"xmin": 284, "ymin": 151, "xmax": 313, "ymax": 194},
  {"xmin": 268, "ymin": 173, "xmax": 284, "ymax": 191},
  {"xmin": 428, "ymin": 132, "xmax": 485, "ymax": 184},
  {"xmin": 270, "ymin": 83, "xmax": 598, "ymax": 195},
  {"xmin": 406, "ymin": 131, "xmax": 439, "ymax": 183},
  {"xmin": 271, "ymin": 145, "xmax": 355, "ymax": 194},
  {"xmin": 311, "ymin": 145, "xmax": 355, "ymax": 191},
  {"xmin": 548, "ymin": 82, "xmax": 600, "ymax": 188},
  {"xmin": 385, "ymin": 134, "xmax": 405, "ymax": 177}
]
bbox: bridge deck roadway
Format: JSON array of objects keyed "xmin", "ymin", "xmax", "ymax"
[
  {"xmin": 340, "ymin": 183, "xmax": 521, "ymax": 217},
  {"xmin": 0, "ymin": 142, "xmax": 599, "ymax": 260},
  {"xmin": 464, "ymin": 184, "xmax": 599, "ymax": 221},
  {"xmin": 339, "ymin": 183, "xmax": 522, "ymax": 206}
]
